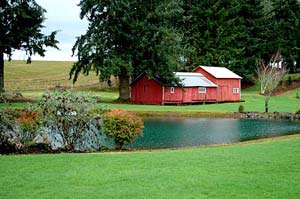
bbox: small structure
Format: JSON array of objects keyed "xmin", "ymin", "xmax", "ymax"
[
  {"xmin": 193, "ymin": 66, "xmax": 242, "ymax": 102},
  {"xmin": 131, "ymin": 66, "xmax": 242, "ymax": 105}
]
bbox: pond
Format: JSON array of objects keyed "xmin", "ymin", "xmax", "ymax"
[{"xmin": 126, "ymin": 118, "xmax": 300, "ymax": 149}]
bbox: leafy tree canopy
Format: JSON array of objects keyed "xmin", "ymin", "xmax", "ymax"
[{"xmin": 0, "ymin": 0, "xmax": 59, "ymax": 93}]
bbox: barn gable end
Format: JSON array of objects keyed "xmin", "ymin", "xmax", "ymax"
[{"xmin": 193, "ymin": 66, "xmax": 242, "ymax": 102}]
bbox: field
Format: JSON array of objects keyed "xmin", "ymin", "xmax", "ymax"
[
  {"xmin": 3, "ymin": 60, "xmax": 300, "ymax": 113},
  {"xmin": 1, "ymin": 136, "xmax": 300, "ymax": 199},
  {"xmin": 1, "ymin": 61, "xmax": 300, "ymax": 198},
  {"xmin": 4, "ymin": 60, "xmax": 110, "ymax": 90}
]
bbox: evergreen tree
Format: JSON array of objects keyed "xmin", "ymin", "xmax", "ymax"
[
  {"xmin": 71, "ymin": 0, "xmax": 183, "ymax": 100},
  {"xmin": 0, "ymin": 0, "xmax": 58, "ymax": 93},
  {"xmin": 271, "ymin": 0, "xmax": 300, "ymax": 72}
]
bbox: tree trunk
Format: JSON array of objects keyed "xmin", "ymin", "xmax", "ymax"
[
  {"xmin": 265, "ymin": 97, "xmax": 270, "ymax": 113},
  {"xmin": 0, "ymin": 52, "xmax": 4, "ymax": 93},
  {"xmin": 118, "ymin": 67, "xmax": 130, "ymax": 100}
]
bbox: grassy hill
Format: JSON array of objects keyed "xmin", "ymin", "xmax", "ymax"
[{"xmin": 4, "ymin": 60, "xmax": 106, "ymax": 91}]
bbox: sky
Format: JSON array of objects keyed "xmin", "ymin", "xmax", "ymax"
[{"xmin": 11, "ymin": 0, "xmax": 88, "ymax": 61}]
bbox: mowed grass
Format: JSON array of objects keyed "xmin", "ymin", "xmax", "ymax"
[
  {"xmin": 3, "ymin": 60, "xmax": 300, "ymax": 113},
  {"xmin": 4, "ymin": 60, "xmax": 100, "ymax": 90},
  {"xmin": 1, "ymin": 136, "xmax": 300, "ymax": 199},
  {"xmin": 97, "ymin": 87, "xmax": 300, "ymax": 113}
]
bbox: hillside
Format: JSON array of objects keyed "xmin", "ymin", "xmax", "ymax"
[{"xmin": 4, "ymin": 60, "xmax": 106, "ymax": 91}]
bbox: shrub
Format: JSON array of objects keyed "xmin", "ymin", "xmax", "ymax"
[
  {"xmin": 0, "ymin": 108, "xmax": 23, "ymax": 154},
  {"xmin": 238, "ymin": 105, "xmax": 245, "ymax": 113},
  {"xmin": 295, "ymin": 109, "xmax": 300, "ymax": 115},
  {"xmin": 38, "ymin": 91, "xmax": 102, "ymax": 151},
  {"xmin": 15, "ymin": 105, "xmax": 40, "ymax": 143},
  {"xmin": 296, "ymin": 91, "xmax": 300, "ymax": 99},
  {"xmin": 102, "ymin": 109, "xmax": 144, "ymax": 150},
  {"xmin": 287, "ymin": 76, "xmax": 293, "ymax": 86}
]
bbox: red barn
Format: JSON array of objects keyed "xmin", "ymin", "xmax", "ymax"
[
  {"xmin": 193, "ymin": 66, "xmax": 242, "ymax": 102},
  {"xmin": 130, "ymin": 66, "xmax": 242, "ymax": 105},
  {"xmin": 130, "ymin": 72, "xmax": 218, "ymax": 105}
]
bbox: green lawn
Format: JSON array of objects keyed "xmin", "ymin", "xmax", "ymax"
[
  {"xmin": 2, "ymin": 60, "xmax": 300, "ymax": 113},
  {"xmin": 1, "ymin": 136, "xmax": 300, "ymax": 199},
  {"xmin": 96, "ymin": 87, "xmax": 300, "ymax": 113}
]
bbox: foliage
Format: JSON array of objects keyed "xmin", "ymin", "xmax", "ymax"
[
  {"xmin": 71, "ymin": 0, "xmax": 183, "ymax": 99},
  {"xmin": 0, "ymin": 91, "xmax": 23, "ymax": 103},
  {"xmin": 295, "ymin": 109, "xmax": 300, "ymax": 114},
  {"xmin": 38, "ymin": 91, "xmax": 102, "ymax": 151},
  {"xmin": 180, "ymin": 0, "xmax": 300, "ymax": 76},
  {"xmin": 15, "ymin": 105, "xmax": 40, "ymax": 143},
  {"xmin": 238, "ymin": 105, "xmax": 245, "ymax": 113},
  {"xmin": 256, "ymin": 50, "xmax": 288, "ymax": 112},
  {"xmin": 0, "ymin": 108, "xmax": 22, "ymax": 154},
  {"xmin": 287, "ymin": 76, "xmax": 293, "ymax": 86},
  {"xmin": 0, "ymin": 0, "xmax": 58, "ymax": 93},
  {"xmin": 102, "ymin": 109, "xmax": 144, "ymax": 149}
]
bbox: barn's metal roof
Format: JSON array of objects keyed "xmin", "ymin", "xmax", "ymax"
[
  {"xmin": 175, "ymin": 72, "xmax": 217, "ymax": 87},
  {"xmin": 198, "ymin": 66, "xmax": 242, "ymax": 79}
]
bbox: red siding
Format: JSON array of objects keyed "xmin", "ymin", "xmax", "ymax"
[
  {"xmin": 131, "ymin": 75, "xmax": 163, "ymax": 105},
  {"xmin": 194, "ymin": 67, "xmax": 241, "ymax": 102},
  {"xmin": 163, "ymin": 87, "xmax": 217, "ymax": 103}
]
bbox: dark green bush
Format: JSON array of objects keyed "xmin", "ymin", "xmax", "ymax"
[
  {"xmin": 287, "ymin": 76, "xmax": 293, "ymax": 86},
  {"xmin": 238, "ymin": 105, "xmax": 245, "ymax": 113},
  {"xmin": 295, "ymin": 109, "xmax": 300, "ymax": 115},
  {"xmin": 102, "ymin": 109, "xmax": 144, "ymax": 150}
]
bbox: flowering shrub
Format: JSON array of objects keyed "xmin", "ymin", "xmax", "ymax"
[
  {"xmin": 38, "ymin": 91, "xmax": 102, "ymax": 151},
  {"xmin": 102, "ymin": 109, "xmax": 144, "ymax": 149},
  {"xmin": 15, "ymin": 108, "xmax": 40, "ymax": 142}
]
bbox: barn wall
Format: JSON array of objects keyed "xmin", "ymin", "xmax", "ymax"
[
  {"xmin": 131, "ymin": 75, "xmax": 163, "ymax": 104},
  {"xmin": 194, "ymin": 67, "xmax": 241, "ymax": 102},
  {"xmin": 163, "ymin": 87, "xmax": 217, "ymax": 103},
  {"xmin": 164, "ymin": 87, "xmax": 183, "ymax": 103},
  {"xmin": 215, "ymin": 78, "xmax": 241, "ymax": 101}
]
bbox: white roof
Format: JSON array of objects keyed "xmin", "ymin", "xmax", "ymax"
[
  {"xmin": 199, "ymin": 66, "xmax": 242, "ymax": 79},
  {"xmin": 174, "ymin": 72, "xmax": 217, "ymax": 87}
]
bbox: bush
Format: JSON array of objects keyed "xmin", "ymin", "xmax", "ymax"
[
  {"xmin": 0, "ymin": 108, "xmax": 23, "ymax": 154},
  {"xmin": 295, "ymin": 109, "xmax": 300, "ymax": 115},
  {"xmin": 38, "ymin": 91, "xmax": 103, "ymax": 151},
  {"xmin": 238, "ymin": 105, "xmax": 245, "ymax": 113},
  {"xmin": 102, "ymin": 109, "xmax": 144, "ymax": 150},
  {"xmin": 287, "ymin": 76, "xmax": 293, "ymax": 86}
]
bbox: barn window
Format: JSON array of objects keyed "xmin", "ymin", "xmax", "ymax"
[
  {"xmin": 233, "ymin": 88, "xmax": 239, "ymax": 94},
  {"xmin": 170, "ymin": 87, "xmax": 175, "ymax": 93},
  {"xmin": 198, "ymin": 87, "xmax": 206, "ymax": 93}
]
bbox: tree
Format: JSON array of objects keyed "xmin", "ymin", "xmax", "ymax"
[
  {"xmin": 71, "ymin": 0, "xmax": 183, "ymax": 100},
  {"xmin": 0, "ymin": 0, "xmax": 59, "ymax": 93},
  {"xmin": 267, "ymin": 0, "xmax": 300, "ymax": 73},
  {"xmin": 256, "ymin": 50, "xmax": 288, "ymax": 112}
]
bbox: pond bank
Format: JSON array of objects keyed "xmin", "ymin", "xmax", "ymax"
[
  {"xmin": 240, "ymin": 112, "xmax": 300, "ymax": 121},
  {"xmin": 135, "ymin": 110, "xmax": 300, "ymax": 121}
]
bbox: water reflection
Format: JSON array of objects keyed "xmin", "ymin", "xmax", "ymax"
[{"xmin": 128, "ymin": 118, "xmax": 300, "ymax": 149}]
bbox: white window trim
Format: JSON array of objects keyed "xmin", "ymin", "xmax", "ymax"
[
  {"xmin": 198, "ymin": 87, "xmax": 206, "ymax": 94},
  {"xmin": 233, "ymin": 88, "xmax": 239, "ymax": 94},
  {"xmin": 170, "ymin": 87, "xmax": 175, "ymax": 94}
]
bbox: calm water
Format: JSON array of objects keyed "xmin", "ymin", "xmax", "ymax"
[{"xmin": 127, "ymin": 118, "xmax": 300, "ymax": 149}]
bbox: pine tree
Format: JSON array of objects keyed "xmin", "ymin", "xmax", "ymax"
[{"xmin": 71, "ymin": 0, "xmax": 183, "ymax": 100}]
